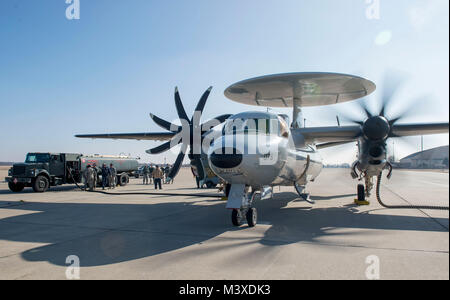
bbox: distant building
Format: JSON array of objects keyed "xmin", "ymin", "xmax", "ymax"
[{"xmin": 399, "ymin": 145, "xmax": 449, "ymax": 169}]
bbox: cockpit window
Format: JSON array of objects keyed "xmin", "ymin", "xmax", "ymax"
[
  {"xmin": 25, "ymin": 153, "xmax": 50, "ymax": 163},
  {"xmin": 223, "ymin": 118, "xmax": 276, "ymax": 135}
]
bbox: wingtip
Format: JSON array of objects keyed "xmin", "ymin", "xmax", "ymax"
[{"xmin": 207, "ymin": 86, "xmax": 213, "ymax": 92}]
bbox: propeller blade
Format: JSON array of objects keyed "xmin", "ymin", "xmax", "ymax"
[
  {"xmin": 145, "ymin": 135, "xmax": 182, "ymax": 154},
  {"xmin": 201, "ymin": 114, "xmax": 232, "ymax": 132},
  {"xmin": 335, "ymin": 114, "xmax": 364, "ymax": 126},
  {"xmin": 359, "ymin": 100, "xmax": 373, "ymax": 119},
  {"xmin": 174, "ymin": 87, "xmax": 190, "ymax": 123},
  {"xmin": 168, "ymin": 143, "xmax": 188, "ymax": 179},
  {"xmin": 145, "ymin": 141, "xmax": 172, "ymax": 155},
  {"xmin": 380, "ymin": 73, "xmax": 405, "ymax": 117},
  {"xmin": 388, "ymin": 95, "xmax": 430, "ymax": 126},
  {"xmin": 150, "ymin": 113, "xmax": 181, "ymax": 132},
  {"xmin": 214, "ymin": 114, "xmax": 232, "ymax": 123},
  {"xmin": 193, "ymin": 87, "xmax": 213, "ymax": 118}
]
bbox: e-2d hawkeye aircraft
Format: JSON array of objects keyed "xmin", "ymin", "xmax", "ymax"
[{"xmin": 76, "ymin": 73, "xmax": 449, "ymax": 227}]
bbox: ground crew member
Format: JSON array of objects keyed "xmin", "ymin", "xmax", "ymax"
[
  {"xmin": 152, "ymin": 165, "xmax": 163, "ymax": 190},
  {"xmin": 148, "ymin": 164, "xmax": 154, "ymax": 184},
  {"xmin": 143, "ymin": 164, "xmax": 150, "ymax": 185},
  {"xmin": 101, "ymin": 163, "xmax": 110, "ymax": 190},
  {"xmin": 83, "ymin": 165, "xmax": 96, "ymax": 191},
  {"xmin": 109, "ymin": 163, "xmax": 117, "ymax": 189},
  {"xmin": 167, "ymin": 164, "xmax": 174, "ymax": 184},
  {"xmin": 191, "ymin": 165, "xmax": 200, "ymax": 188}
]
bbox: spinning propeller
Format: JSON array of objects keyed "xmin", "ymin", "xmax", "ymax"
[
  {"xmin": 146, "ymin": 87, "xmax": 231, "ymax": 180},
  {"xmin": 341, "ymin": 74, "xmax": 423, "ymax": 144}
]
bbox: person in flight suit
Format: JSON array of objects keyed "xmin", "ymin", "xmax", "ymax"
[
  {"xmin": 101, "ymin": 163, "xmax": 110, "ymax": 190},
  {"xmin": 143, "ymin": 164, "xmax": 150, "ymax": 185},
  {"xmin": 109, "ymin": 163, "xmax": 117, "ymax": 189},
  {"xmin": 83, "ymin": 165, "xmax": 96, "ymax": 192}
]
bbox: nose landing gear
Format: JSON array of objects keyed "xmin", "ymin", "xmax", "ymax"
[{"xmin": 231, "ymin": 190, "xmax": 260, "ymax": 227}]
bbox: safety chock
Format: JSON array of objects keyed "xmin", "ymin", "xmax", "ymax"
[
  {"xmin": 221, "ymin": 196, "xmax": 228, "ymax": 201},
  {"xmin": 354, "ymin": 199, "xmax": 370, "ymax": 206}
]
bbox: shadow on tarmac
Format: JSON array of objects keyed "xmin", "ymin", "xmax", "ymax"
[{"xmin": 0, "ymin": 192, "xmax": 447, "ymax": 267}]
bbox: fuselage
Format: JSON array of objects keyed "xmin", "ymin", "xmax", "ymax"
[{"xmin": 206, "ymin": 111, "xmax": 322, "ymax": 189}]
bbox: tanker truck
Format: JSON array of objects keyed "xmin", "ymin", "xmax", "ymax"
[{"xmin": 6, "ymin": 153, "xmax": 139, "ymax": 193}]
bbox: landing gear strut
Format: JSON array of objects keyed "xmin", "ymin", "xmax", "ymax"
[{"xmin": 294, "ymin": 183, "xmax": 315, "ymax": 204}]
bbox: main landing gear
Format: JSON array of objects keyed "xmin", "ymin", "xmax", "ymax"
[{"xmin": 231, "ymin": 190, "xmax": 260, "ymax": 227}]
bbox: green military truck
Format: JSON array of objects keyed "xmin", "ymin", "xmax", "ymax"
[{"xmin": 6, "ymin": 153, "xmax": 139, "ymax": 193}]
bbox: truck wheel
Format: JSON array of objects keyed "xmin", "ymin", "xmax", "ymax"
[
  {"xmin": 119, "ymin": 174, "xmax": 129, "ymax": 186},
  {"xmin": 33, "ymin": 175, "xmax": 49, "ymax": 193},
  {"xmin": 8, "ymin": 182, "xmax": 24, "ymax": 193}
]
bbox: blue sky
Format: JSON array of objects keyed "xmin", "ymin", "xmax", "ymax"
[{"xmin": 0, "ymin": 0, "xmax": 448, "ymax": 164}]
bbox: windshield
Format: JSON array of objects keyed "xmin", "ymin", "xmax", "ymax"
[
  {"xmin": 223, "ymin": 118, "xmax": 279, "ymax": 135},
  {"xmin": 25, "ymin": 153, "xmax": 50, "ymax": 163}
]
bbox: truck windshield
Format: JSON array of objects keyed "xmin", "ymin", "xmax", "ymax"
[{"xmin": 25, "ymin": 153, "xmax": 50, "ymax": 163}]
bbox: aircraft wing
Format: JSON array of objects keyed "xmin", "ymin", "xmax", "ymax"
[
  {"xmin": 294, "ymin": 122, "xmax": 449, "ymax": 145},
  {"xmin": 75, "ymin": 132, "xmax": 176, "ymax": 141},
  {"xmin": 292, "ymin": 126, "xmax": 361, "ymax": 144},
  {"xmin": 391, "ymin": 123, "xmax": 449, "ymax": 137}
]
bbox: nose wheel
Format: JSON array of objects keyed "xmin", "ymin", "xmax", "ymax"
[
  {"xmin": 231, "ymin": 209, "xmax": 243, "ymax": 226},
  {"xmin": 231, "ymin": 208, "xmax": 258, "ymax": 227},
  {"xmin": 231, "ymin": 190, "xmax": 259, "ymax": 227}
]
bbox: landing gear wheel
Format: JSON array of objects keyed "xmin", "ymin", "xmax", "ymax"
[
  {"xmin": 246, "ymin": 207, "xmax": 257, "ymax": 227},
  {"xmin": 33, "ymin": 175, "xmax": 49, "ymax": 193},
  {"xmin": 357, "ymin": 184, "xmax": 365, "ymax": 202},
  {"xmin": 231, "ymin": 209, "xmax": 243, "ymax": 226},
  {"xmin": 8, "ymin": 182, "xmax": 24, "ymax": 193}
]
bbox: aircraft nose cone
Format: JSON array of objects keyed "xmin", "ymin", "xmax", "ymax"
[{"xmin": 209, "ymin": 148, "xmax": 242, "ymax": 169}]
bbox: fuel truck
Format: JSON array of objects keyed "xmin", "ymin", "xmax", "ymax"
[{"xmin": 6, "ymin": 153, "xmax": 139, "ymax": 193}]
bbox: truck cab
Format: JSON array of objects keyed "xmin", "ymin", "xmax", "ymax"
[{"xmin": 6, "ymin": 152, "xmax": 81, "ymax": 193}]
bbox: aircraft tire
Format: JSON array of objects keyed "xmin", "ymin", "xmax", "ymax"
[
  {"xmin": 357, "ymin": 184, "xmax": 365, "ymax": 202},
  {"xmin": 231, "ymin": 209, "xmax": 243, "ymax": 226},
  {"xmin": 246, "ymin": 207, "xmax": 257, "ymax": 227}
]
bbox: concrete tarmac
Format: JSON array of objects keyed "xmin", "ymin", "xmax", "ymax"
[{"xmin": 0, "ymin": 168, "xmax": 448, "ymax": 280}]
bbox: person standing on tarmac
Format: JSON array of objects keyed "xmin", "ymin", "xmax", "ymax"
[
  {"xmin": 143, "ymin": 164, "xmax": 150, "ymax": 185},
  {"xmin": 83, "ymin": 165, "xmax": 96, "ymax": 191},
  {"xmin": 109, "ymin": 163, "xmax": 117, "ymax": 189},
  {"xmin": 152, "ymin": 165, "xmax": 163, "ymax": 190},
  {"xmin": 191, "ymin": 165, "xmax": 200, "ymax": 189},
  {"xmin": 101, "ymin": 163, "xmax": 110, "ymax": 190},
  {"xmin": 148, "ymin": 164, "xmax": 154, "ymax": 185}
]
